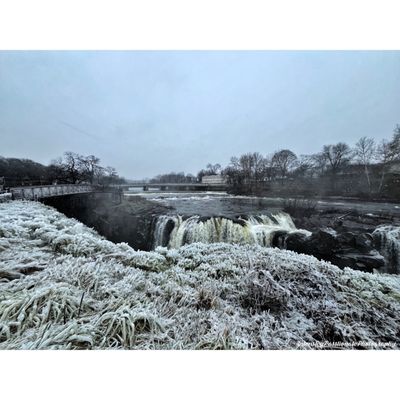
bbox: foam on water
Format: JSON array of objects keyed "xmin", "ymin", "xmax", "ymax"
[
  {"xmin": 153, "ymin": 212, "xmax": 303, "ymax": 249},
  {"xmin": 373, "ymin": 226, "xmax": 400, "ymax": 274}
]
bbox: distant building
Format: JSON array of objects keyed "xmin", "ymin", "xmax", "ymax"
[{"xmin": 201, "ymin": 175, "xmax": 227, "ymax": 185}]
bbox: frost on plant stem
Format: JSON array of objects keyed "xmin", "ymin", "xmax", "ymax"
[{"xmin": 1, "ymin": 201, "xmax": 400, "ymax": 349}]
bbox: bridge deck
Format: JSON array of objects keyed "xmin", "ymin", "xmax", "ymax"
[
  {"xmin": 9, "ymin": 184, "xmax": 94, "ymax": 200},
  {"xmin": 6, "ymin": 182, "xmax": 228, "ymax": 200}
]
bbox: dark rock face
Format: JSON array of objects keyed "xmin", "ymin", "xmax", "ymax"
[
  {"xmin": 290, "ymin": 207, "xmax": 400, "ymax": 273},
  {"xmin": 331, "ymin": 252, "xmax": 385, "ymax": 271},
  {"xmin": 42, "ymin": 193, "xmax": 171, "ymax": 251},
  {"xmin": 293, "ymin": 208, "xmax": 399, "ymax": 234},
  {"xmin": 283, "ymin": 228, "xmax": 385, "ymax": 273},
  {"xmin": 271, "ymin": 230, "xmax": 289, "ymax": 248}
]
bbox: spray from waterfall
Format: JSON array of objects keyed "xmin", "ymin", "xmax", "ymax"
[
  {"xmin": 373, "ymin": 226, "xmax": 400, "ymax": 274},
  {"xmin": 153, "ymin": 212, "xmax": 304, "ymax": 249}
]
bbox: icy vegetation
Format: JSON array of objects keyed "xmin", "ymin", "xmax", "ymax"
[
  {"xmin": 0, "ymin": 193, "xmax": 12, "ymax": 203},
  {"xmin": 153, "ymin": 213, "xmax": 310, "ymax": 249},
  {"xmin": 1, "ymin": 201, "xmax": 400, "ymax": 349}
]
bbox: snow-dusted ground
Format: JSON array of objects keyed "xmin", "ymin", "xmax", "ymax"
[{"xmin": 1, "ymin": 201, "xmax": 400, "ymax": 349}]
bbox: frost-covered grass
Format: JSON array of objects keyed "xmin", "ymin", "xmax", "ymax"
[
  {"xmin": 1, "ymin": 201, "xmax": 400, "ymax": 349},
  {"xmin": 0, "ymin": 193, "xmax": 12, "ymax": 203}
]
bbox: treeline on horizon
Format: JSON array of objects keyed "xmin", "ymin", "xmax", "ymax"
[
  {"xmin": 152, "ymin": 124, "xmax": 400, "ymax": 200},
  {"xmin": 0, "ymin": 152, "xmax": 126, "ymax": 187},
  {"xmin": 2, "ymin": 125, "xmax": 400, "ymax": 200}
]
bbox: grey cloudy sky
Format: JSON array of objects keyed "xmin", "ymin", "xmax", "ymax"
[{"xmin": 1, "ymin": 51, "xmax": 399, "ymax": 179}]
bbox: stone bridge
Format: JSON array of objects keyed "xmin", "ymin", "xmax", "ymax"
[
  {"xmin": 9, "ymin": 184, "xmax": 95, "ymax": 200},
  {"xmin": 116, "ymin": 182, "xmax": 228, "ymax": 192}
]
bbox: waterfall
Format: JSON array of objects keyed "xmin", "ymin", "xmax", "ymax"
[
  {"xmin": 153, "ymin": 212, "xmax": 301, "ymax": 249},
  {"xmin": 373, "ymin": 226, "xmax": 400, "ymax": 274}
]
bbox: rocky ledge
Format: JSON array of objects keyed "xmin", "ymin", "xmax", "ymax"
[{"xmin": 280, "ymin": 229, "xmax": 385, "ymax": 273}]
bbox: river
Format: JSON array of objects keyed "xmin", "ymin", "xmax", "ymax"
[
  {"xmin": 125, "ymin": 190, "xmax": 400, "ymax": 218},
  {"xmin": 124, "ymin": 191, "xmax": 400, "ymax": 253}
]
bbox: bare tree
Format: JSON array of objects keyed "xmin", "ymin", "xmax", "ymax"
[
  {"xmin": 78, "ymin": 155, "xmax": 103, "ymax": 184},
  {"xmin": 197, "ymin": 163, "xmax": 222, "ymax": 181},
  {"xmin": 309, "ymin": 153, "xmax": 328, "ymax": 177},
  {"xmin": 271, "ymin": 149, "xmax": 297, "ymax": 180},
  {"xmin": 321, "ymin": 142, "xmax": 352, "ymax": 175},
  {"xmin": 236, "ymin": 153, "xmax": 264, "ymax": 183},
  {"xmin": 104, "ymin": 166, "xmax": 118, "ymax": 178},
  {"xmin": 100, "ymin": 166, "xmax": 122, "ymax": 185},
  {"xmin": 377, "ymin": 140, "xmax": 392, "ymax": 193},
  {"xmin": 292, "ymin": 155, "xmax": 314, "ymax": 178},
  {"xmin": 354, "ymin": 137, "xmax": 376, "ymax": 193},
  {"xmin": 229, "ymin": 157, "xmax": 240, "ymax": 171},
  {"xmin": 52, "ymin": 152, "xmax": 83, "ymax": 184},
  {"xmin": 252, "ymin": 152, "xmax": 267, "ymax": 183},
  {"xmin": 206, "ymin": 163, "xmax": 222, "ymax": 175},
  {"xmin": 375, "ymin": 126, "xmax": 400, "ymax": 193},
  {"xmin": 152, "ymin": 172, "xmax": 196, "ymax": 184},
  {"xmin": 49, "ymin": 152, "xmax": 124, "ymax": 185},
  {"xmin": 388, "ymin": 124, "xmax": 400, "ymax": 159},
  {"xmin": 222, "ymin": 153, "xmax": 267, "ymax": 189},
  {"xmin": 263, "ymin": 155, "xmax": 276, "ymax": 181}
]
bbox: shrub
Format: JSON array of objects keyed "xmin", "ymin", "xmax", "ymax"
[
  {"xmin": 240, "ymin": 270, "xmax": 289, "ymax": 313},
  {"xmin": 282, "ymin": 198, "xmax": 317, "ymax": 218}
]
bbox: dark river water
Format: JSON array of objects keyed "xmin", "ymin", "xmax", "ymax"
[{"xmin": 125, "ymin": 191, "xmax": 400, "ymax": 218}]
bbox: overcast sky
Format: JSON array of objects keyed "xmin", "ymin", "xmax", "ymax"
[{"xmin": 1, "ymin": 51, "xmax": 399, "ymax": 179}]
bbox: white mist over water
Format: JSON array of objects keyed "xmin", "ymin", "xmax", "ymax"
[
  {"xmin": 373, "ymin": 226, "xmax": 400, "ymax": 274},
  {"xmin": 153, "ymin": 212, "xmax": 306, "ymax": 249}
]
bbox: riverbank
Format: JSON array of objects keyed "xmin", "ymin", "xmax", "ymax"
[{"xmin": 1, "ymin": 201, "xmax": 399, "ymax": 349}]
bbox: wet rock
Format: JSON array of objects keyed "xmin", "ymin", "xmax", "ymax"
[
  {"xmin": 309, "ymin": 229, "xmax": 340, "ymax": 256},
  {"xmin": 332, "ymin": 251, "xmax": 385, "ymax": 273},
  {"xmin": 232, "ymin": 218, "xmax": 248, "ymax": 227},
  {"xmin": 285, "ymin": 228, "xmax": 340, "ymax": 257},
  {"xmin": 354, "ymin": 233, "xmax": 374, "ymax": 251},
  {"xmin": 271, "ymin": 230, "xmax": 290, "ymax": 248},
  {"xmin": 336, "ymin": 232, "xmax": 356, "ymax": 246},
  {"xmin": 283, "ymin": 228, "xmax": 386, "ymax": 273},
  {"xmin": 198, "ymin": 216, "xmax": 212, "ymax": 223},
  {"xmin": 284, "ymin": 231, "xmax": 310, "ymax": 254}
]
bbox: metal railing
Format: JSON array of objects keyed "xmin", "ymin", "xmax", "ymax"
[{"xmin": 10, "ymin": 184, "xmax": 94, "ymax": 200}]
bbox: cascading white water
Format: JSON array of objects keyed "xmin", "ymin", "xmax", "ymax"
[
  {"xmin": 153, "ymin": 212, "xmax": 302, "ymax": 249},
  {"xmin": 373, "ymin": 226, "xmax": 400, "ymax": 274}
]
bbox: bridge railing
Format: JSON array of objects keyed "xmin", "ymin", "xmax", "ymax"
[{"xmin": 10, "ymin": 184, "xmax": 94, "ymax": 200}]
